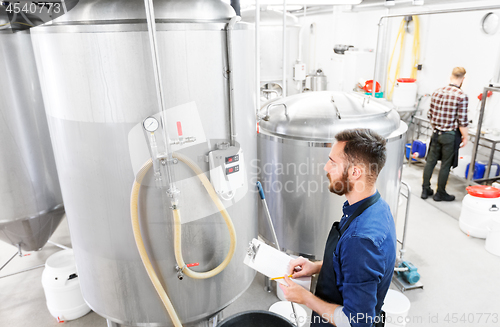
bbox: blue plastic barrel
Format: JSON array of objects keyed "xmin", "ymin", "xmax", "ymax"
[{"xmin": 466, "ymin": 162, "xmax": 487, "ymax": 180}]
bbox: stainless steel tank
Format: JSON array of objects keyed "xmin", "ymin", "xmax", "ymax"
[
  {"xmin": 308, "ymin": 69, "xmax": 328, "ymax": 91},
  {"xmin": 257, "ymin": 91, "xmax": 407, "ymax": 260},
  {"xmin": 241, "ymin": 8, "xmax": 301, "ymax": 99},
  {"xmin": 0, "ymin": 8, "xmax": 64, "ymax": 252},
  {"xmin": 31, "ymin": 0, "xmax": 257, "ymax": 326}
]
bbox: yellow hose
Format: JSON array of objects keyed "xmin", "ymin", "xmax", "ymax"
[
  {"xmin": 131, "ymin": 158, "xmax": 183, "ymax": 327},
  {"xmin": 387, "ymin": 16, "xmax": 421, "ymax": 100},
  {"xmin": 172, "ymin": 152, "xmax": 237, "ymax": 279},
  {"xmin": 130, "ymin": 152, "xmax": 237, "ymax": 325}
]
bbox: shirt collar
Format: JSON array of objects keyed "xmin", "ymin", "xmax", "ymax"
[
  {"xmin": 449, "ymin": 83, "xmax": 461, "ymax": 89},
  {"xmin": 342, "ymin": 191, "xmax": 378, "ymax": 217}
]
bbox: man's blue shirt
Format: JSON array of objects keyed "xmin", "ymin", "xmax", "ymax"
[{"xmin": 334, "ymin": 192, "xmax": 397, "ymax": 327}]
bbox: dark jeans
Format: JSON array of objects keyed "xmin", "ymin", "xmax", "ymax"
[{"xmin": 422, "ymin": 131, "xmax": 455, "ymax": 193}]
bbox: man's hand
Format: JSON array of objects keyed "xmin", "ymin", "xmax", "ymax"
[
  {"xmin": 288, "ymin": 256, "xmax": 321, "ymax": 278},
  {"xmin": 460, "ymin": 135, "xmax": 468, "ymax": 148},
  {"xmin": 459, "ymin": 126, "xmax": 468, "ymax": 148},
  {"xmin": 278, "ymin": 275, "xmax": 312, "ymax": 305}
]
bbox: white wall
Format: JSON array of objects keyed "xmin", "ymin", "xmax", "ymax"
[
  {"xmin": 297, "ymin": 0, "xmax": 500, "ymax": 128},
  {"xmin": 296, "ymin": 0, "xmax": 500, "ymax": 166}
]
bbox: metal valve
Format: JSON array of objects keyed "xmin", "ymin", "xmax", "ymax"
[{"xmin": 175, "ymin": 262, "xmax": 199, "ymax": 280}]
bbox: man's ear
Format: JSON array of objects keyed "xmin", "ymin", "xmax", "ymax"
[{"xmin": 351, "ymin": 165, "xmax": 362, "ymax": 180}]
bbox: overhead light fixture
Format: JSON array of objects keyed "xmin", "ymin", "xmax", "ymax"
[
  {"xmin": 385, "ymin": 0, "xmax": 395, "ymax": 7},
  {"xmin": 412, "ymin": 0, "xmax": 424, "ymax": 5}
]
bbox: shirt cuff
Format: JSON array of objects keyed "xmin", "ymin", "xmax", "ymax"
[{"xmin": 334, "ymin": 306, "xmax": 351, "ymax": 327}]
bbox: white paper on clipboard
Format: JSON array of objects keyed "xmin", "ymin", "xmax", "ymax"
[{"xmin": 244, "ymin": 238, "xmax": 311, "ymax": 290}]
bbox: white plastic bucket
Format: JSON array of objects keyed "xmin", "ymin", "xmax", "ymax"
[
  {"xmin": 486, "ymin": 217, "xmax": 500, "ymax": 256},
  {"xmin": 382, "ymin": 290, "xmax": 411, "ymax": 326},
  {"xmin": 41, "ymin": 249, "xmax": 91, "ymax": 321},
  {"xmin": 269, "ymin": 301, "xmax": 307, "ymax": 327},
  {"xmin": 459, "ymin": 194, "xmax": 500, "ymax": 239},
  {"xmin": 392, "ymin": 79, "xmax": 417, "ymax": 108}
]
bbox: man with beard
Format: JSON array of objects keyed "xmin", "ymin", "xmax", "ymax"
[{"xmin": 279, "ymin": 129, "xmax": 396, "ymax": 327}]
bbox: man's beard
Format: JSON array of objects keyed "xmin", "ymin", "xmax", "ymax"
[{"xmin": 327, "ymin": 169, "xmax": 353, "ymax": 196}]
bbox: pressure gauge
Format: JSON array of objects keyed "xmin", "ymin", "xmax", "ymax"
[
  {"xmin": 481, "ymin": 12, "xmax": 499, "ymax": 35},
  {"xmin": 143, "ymin": 117, "xmax": 159, "ymax": 132}
]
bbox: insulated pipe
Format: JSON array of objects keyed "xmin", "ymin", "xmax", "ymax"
[
  {"xmin": 372, "ymin": 4, "xmax": 500, "ymax": 97},
  {"xmin": 131, "ymin": 154, "xmax": 237, "ymax": 326},
  {"xmin": 226, "ymin": 16, "xmax": 241, "ymax": 146}
]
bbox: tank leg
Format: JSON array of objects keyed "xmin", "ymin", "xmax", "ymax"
[
  {"xmin": 209, "ymin": 312, "xmax": 223, "ymax": 327},
  {"xmin": 264, "ymin": 277, "xmax": 273, "ymax": 292},
  {"xmin": 106, "ymin": 319, "xmax": 121, "ymax": 327}
]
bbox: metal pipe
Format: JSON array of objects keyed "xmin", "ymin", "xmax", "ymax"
[
  {"xmin": 226, "ymin": 16, "xmax": 241, "ymax": 147},
  {"xmin": 282, "ymin": 0, "xmax": 287, "ymax": 97},
  {"xmin": 399, "ymin": 181, "xmax": 411, "ymax": 261},
  {"xmin": 0, "ymin": 251, "xmax": 18, "ymax": 272},
  {"xmin": 372, "ymin": 4, "xmax": 500, "ymax": 97},
  {"xmin": 256, "ymin": 0, "xmax": 261, "ymax": 114},
  {"xmin": 468, "ymin": 87, "xmax": 489, "ymax": 183},
  {"xmin": 143, "ymin": 0, "xmax": 177, "ymax": 196},
  {"xmin": 0, "ymin": 264, "xmax": 45, "ymax": 279}
]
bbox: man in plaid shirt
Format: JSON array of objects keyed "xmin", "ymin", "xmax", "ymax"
[{"xmin": 422, "ymin": 67, "xmax": 469, "ymax": 201}]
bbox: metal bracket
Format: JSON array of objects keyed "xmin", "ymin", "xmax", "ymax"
[
  {"xmin": 158, "ymin": 154, "xmax": 178, "ymax": 165},
  {"xmin": 246, "ymin": 241, "xmax": 260, "ymax": 262}
]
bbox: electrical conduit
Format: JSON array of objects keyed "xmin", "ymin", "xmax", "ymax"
[{"xmin": 130, "ymin": 153, "xmax": 237, "ymax": 326}]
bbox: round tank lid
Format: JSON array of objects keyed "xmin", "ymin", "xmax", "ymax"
[
  {"xmin": 258, "ymin": 91, "xmax": 401, "ymax": 141},
  {"xmin": 51, "ymin": 0, "xmax": 235, "ymax": 24},
  {"xmin": 240, "ymin": 8, "xmax": 299, "ymax": 26},
  {"xmin": 466, "ymin": 185, "xmax": 500, "ymax": 198}
]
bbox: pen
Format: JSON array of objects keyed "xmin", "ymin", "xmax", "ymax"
[{"xmin": 270, "ymin": 275, "xmax": 293, "ymax": 280}]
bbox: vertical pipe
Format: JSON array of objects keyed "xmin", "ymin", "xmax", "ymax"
[
  {"xmin": 372, "ymin": 18, "xmax": 384, "ymax": 97},
  {"xmin": 226, "ymin": 16, "xmax": 240, "ymax": 147},
  {"xmin": 399, "ymin": 181, "xmax": 411, "ymax": 261},
  {"xmin": 143, "ymin": 0, "xmax": 177, "ymax": 195},
  {"xmin": 256, "ymin": 0, "xmax": 261, "ymax": 114},
  {"xmin": 282, "ymin": 0, "xmax": 287, "ymax": 97},
  {"xmin": 468, "ymin": 88, "xmax": 489, "ymax": 183}
]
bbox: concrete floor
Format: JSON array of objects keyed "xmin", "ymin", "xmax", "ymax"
[{"xmin": 1, "ymin": 163, "xmax": 500, "ymax": 327}]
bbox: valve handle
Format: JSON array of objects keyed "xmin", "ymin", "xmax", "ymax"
[
  {"xmin": 256, "ymin": 181, "xmax": 265, "ymax": 200},
  {"xmin": 177, "ymin": 121, "xmax": 183, "ymax": 137}
]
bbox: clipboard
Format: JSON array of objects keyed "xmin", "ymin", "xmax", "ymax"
[{"xmin": 244, "ymin": 238, "xmax": 311, "ymax": 290}]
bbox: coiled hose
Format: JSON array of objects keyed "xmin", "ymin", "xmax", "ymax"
[{"xmin": 130, "ymin": 152, "xmax": 237, "ymax": 326}]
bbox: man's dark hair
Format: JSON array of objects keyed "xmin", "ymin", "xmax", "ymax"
[{"xmin": 335, "ymin": 128, "xmax": 387, "ymax": 184}]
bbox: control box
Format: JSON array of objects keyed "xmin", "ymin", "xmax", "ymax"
[
  {"xmin": 293, "ymin": 62, "xmax": 306, "ymax": 81},
  {"xmin": 208, "ymin": 144, "xmax": 244, "ymax": 198}
]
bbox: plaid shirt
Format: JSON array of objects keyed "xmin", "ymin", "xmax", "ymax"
[{"xmin": 428, "ymin": 84, "xmax": 469, "ymax": 132}]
